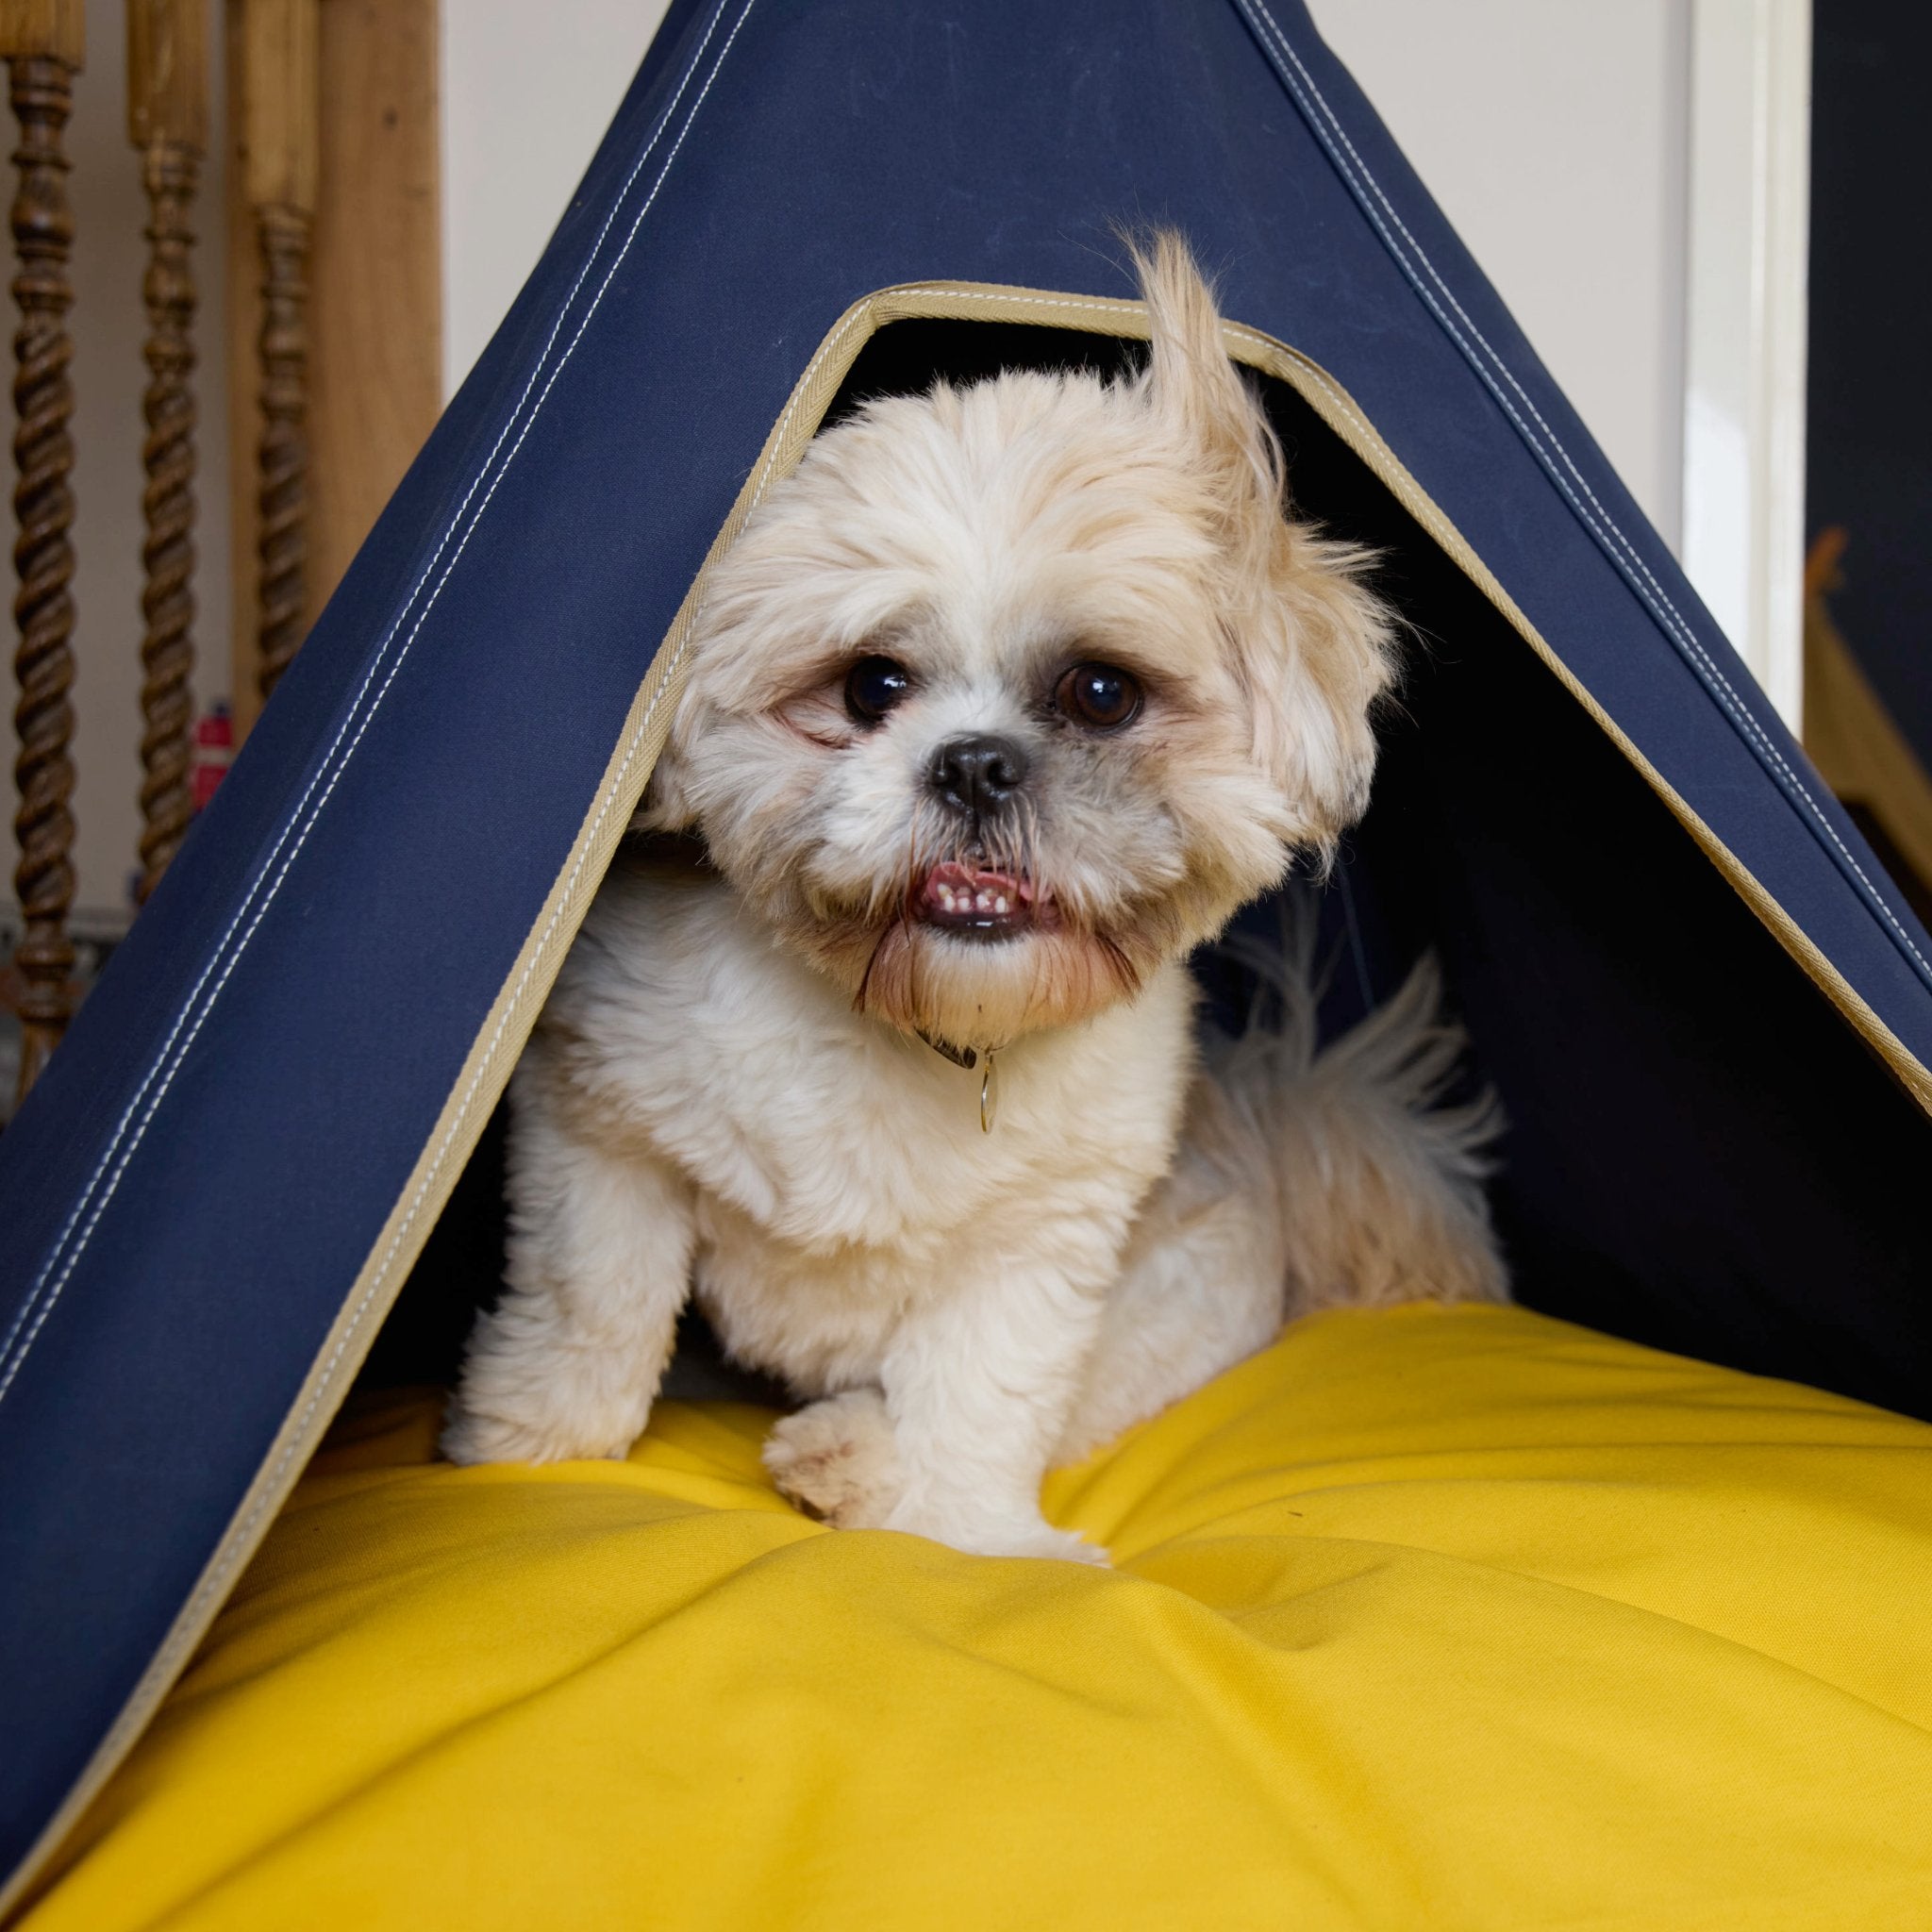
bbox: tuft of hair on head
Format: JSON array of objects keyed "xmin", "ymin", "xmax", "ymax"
[{"xmin": 1124, "ymin": 229, "xmax": 1399, "ymax": 868}]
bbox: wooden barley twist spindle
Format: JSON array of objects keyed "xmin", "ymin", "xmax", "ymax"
[
  {"xmin": 4, "ymin": 10, "xmax": 82, "ymax": 1106},
  {"xmin": 134, "ymin": 143, "xmax": 198, "ymax": 893},
  {"xmin": 128, "ymin": 0, "xmax": 207, "ymax": 901},
  {"xmin": 253, "ymin": 197, "xmax": 307, "ymax": 699},
  {"xmin": 242, "ymin": 0, "xmax": 315, "ymax": 705}
]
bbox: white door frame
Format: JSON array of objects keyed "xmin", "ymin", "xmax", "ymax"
[{"xmin": 1680, "ymin": 0, "xmax": 1812, "ymax": 731}]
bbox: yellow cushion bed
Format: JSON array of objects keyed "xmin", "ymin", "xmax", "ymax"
[{"xmin": 22, "ymin": 1303, "xmax": 1932, "ymax": 1931}]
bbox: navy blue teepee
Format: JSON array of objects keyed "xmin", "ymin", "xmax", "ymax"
[{"xmin": 5, "ymin": 0, "xmax": 1930, "ymax": 1901}]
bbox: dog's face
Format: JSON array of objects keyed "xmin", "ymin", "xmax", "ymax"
[{"xmin": 645, "ymin": 239, "xmax": 1396, "ymax": 1047}]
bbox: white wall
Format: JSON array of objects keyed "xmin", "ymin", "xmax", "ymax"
[
  {"xmin": 1307, "ymin": 0, "xmax": 1692, "ymax": 549},
  {"xmin": 1, "ymin": 4, "xmax": 232, "ymax": 924},
  {"xmin": 441, "ymin": 0, "xmax": 673, "ymax": 400}
]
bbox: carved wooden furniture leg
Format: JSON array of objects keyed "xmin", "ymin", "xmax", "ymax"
[
  {"xmin": 0, "ymin": 2, "xmax": 84, "ymax": 1105},
  {"xmin": 241, "ymin": 0, "xmax": 316, "ymax": 704},
  {"xmin": 253, "ymin": 197, "xmax": 307, "ymax": 699},
  {"xmin": 127, "ymin": 0, "xmax": 208, "ymax": 901}
]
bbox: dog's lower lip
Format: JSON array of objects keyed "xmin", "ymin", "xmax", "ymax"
[{"xmin": 915, "ymin": 861, "xmax": 1040, "ymax": 938}]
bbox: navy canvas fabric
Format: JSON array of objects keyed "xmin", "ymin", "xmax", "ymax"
[{"xmin": 3, "ymin": 0, "xmax": 1929, "ymax": 1889}]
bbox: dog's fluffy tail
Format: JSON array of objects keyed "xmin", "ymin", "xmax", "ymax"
[{"xmin": 1057, "ymin": 931, "xmax": 1508, "ymax": 1463}]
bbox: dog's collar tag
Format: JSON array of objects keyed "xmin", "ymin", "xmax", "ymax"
[
  {"xmin": 914, "ymin": 1028, "xmax": 1002, "ymax": 1133},
  {"xmin": 979, "ymin": 1049, "xmax": 1000, "ymax": 1134}
]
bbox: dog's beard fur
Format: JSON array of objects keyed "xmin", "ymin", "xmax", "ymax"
[{"xmin": 643, "ymin": 234, "xmax": 1398, "ymax": 1047}]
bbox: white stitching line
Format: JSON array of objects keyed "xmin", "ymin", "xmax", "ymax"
[
  {"xmin": 0, "ymin": 0, "xmax": 758, "ymax": 1407},
  {"xmin": 912, "ymin": 288, "xmax": 1137, "ymax": 318},
  {"xmin": 163, "ymin": 300, "xmax": 870, "ymax": 1638},
  {"xmin": 1238, "ymin": 0, "xmax": 1932, "ymax": 986}
]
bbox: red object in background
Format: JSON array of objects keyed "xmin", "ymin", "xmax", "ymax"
[{"xmin": 191, "ymin": 703, "xmax": 233, "ymax": 813}]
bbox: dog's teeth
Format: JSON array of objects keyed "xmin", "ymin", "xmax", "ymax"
[{"xmin": 927, "ymin": 874, "xmax": 1026, "ymax": 921}]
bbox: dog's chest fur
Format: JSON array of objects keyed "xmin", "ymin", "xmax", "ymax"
[{"xmin": 532, "ymin": 852, "xmax": 1198, "ymax": 1392}]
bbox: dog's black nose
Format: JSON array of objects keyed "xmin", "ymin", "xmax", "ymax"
[{"xmin": 929, "ymin": 734, "xmax": 1028, "ymax": 818}]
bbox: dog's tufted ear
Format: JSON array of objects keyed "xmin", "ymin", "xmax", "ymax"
[{"xmin": 1133, "ymin": 231, "xmax": 1397, "ymax": 865}]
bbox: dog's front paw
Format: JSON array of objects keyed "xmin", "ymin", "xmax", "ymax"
[
  {"xmin": 440, "ymin": 1399, "xmax": 636, "ymax": 1467},
  {"xmin": 765, "ymin": 1389, "xmax": 906, "ymax": 1527},
  {"xmin": 884, "ymin": 1499, "xmax": 1111, "ymax": 1567},
  {"xmin": 952, "ymin": 1518, "xmax": 1111, "ymax": 1567}
]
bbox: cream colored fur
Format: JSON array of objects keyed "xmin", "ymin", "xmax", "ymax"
[
  {"xmin": 442, "ymin": 236, "xmax": 1506, "ymax": 1563},
  {"xmin": 1058, "ymin": 928, "xmax": 1507, "ymax": 1463}
]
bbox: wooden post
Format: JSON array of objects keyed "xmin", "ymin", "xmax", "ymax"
[
  {"xmin": 127, "ymin": 0, "xmax": 206, "ymax": 902},
  {"xmin": 0, "ymin": 0, "xmax": 82, "ymax": 1104},
  {"xmin": 225, "ymin": 0, "xmax": 440, "ymax": 745},
  {"xmin": 240, "ymin": 0, "xmax": 314, "ymax": 703}
]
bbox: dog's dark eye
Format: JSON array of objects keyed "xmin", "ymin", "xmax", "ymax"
[
  {"xmin": 1055, "ymin": 662, "xmax": 1143, "ymax": 731},
  {"xmin": 844, "ymin": 656, "xmax": 914, "ymax": 724}
]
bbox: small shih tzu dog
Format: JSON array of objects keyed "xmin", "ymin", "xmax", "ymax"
[{"xmin": 442, "ymin": 235, "xmax": 1506, "ymax": 1562}]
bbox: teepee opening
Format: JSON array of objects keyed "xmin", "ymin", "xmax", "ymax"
[{"xmin": 371, "ymin": 307, "xmax": 1932, "ymax": 1427}]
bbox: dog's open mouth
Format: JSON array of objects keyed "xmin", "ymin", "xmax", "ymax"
[{"xmin": 914, "ymin": 861, "xmax": 1045, "ymax": 941}]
